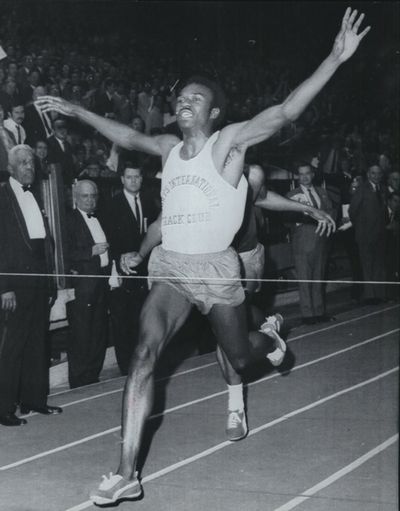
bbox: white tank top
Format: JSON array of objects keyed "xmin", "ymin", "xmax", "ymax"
[{"xmin": 161, "ymin": 131, "xmax": 248, "ymax": 254}]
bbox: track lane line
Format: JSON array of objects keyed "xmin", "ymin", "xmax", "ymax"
[
  {"xmin": 1, "ymin": 328, "xmax": 398, "ymax": 473},
  {"xmin": 50, "ymin": 352, "xmax": 217, "ymax": 397},
  {"xmin": 43, "ymin": 305, "xmax": 400, "ymax": 412},
  {"xmin": 64, "ymin": 367, "xmax": 398, "ymax": 511},
  {"xmin": 49, "ymin": 304, "xmax": 399, "ymax": 399},
  {"xmin": 287, "ymin": 304, "xmax": 400, "ymax": 343},
  {"xmin": 272, "ymin": 434, "xmax": 398, "ymax": 511}
]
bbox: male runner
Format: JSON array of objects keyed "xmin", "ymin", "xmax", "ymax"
[
  {"xmin": 218, "ymin": 163, "xmax": 337, "ymax": 441},
  {"xmin": 37, "ymin": 9, "xmax": 369, "ymax": 504}
]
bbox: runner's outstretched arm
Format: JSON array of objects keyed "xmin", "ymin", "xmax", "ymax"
[
  {"xmin": 120, "ymin": 214, "xmax": 162, "ymax": 274},
  {"xmin": 217, "ymin": 8, "xmax": 370, "ymax": 153},
  {"xmin": 35, "ymin": 98, "xmax": 179, "ymax": 155},
  {"xmin": 256, "ymin": 190, "xmax": 336, "ymax": 236}
]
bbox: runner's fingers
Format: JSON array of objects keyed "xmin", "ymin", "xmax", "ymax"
[
  {"xmin": 348, "ymin": 9, "xmax": 358, "ymax": 28},
  {"xmin": 352, "ymin": 12, "xmax": 365, "ymax": 33}
]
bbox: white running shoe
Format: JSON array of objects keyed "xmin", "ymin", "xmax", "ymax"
[
  {"xmin": 226, "ymin": 409, "xmax": 248, "ymax": 441},
  {"xmin": 259, "ymin": 313, "xmax": 287, "ymax": 367},
  {"xmin": 90, "ymin": 472, "xmax": 142, "ymax": 505}
]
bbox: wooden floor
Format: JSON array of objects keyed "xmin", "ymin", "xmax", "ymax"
[{"xmin": 0, "ymin": 301, "xmax": 398, "ymax": 511}]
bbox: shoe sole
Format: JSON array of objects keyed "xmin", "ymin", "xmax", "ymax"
[
  {"xmin": 266, "ymin": 330, "xmax": 287, "ymax": 367},
  {"xmin": 90, "ymin": 485, "xmax": 142, "ymax": 505},
  {"xmin": 227, "ymin": 429, "xmax": 249, "ymax": 442}
]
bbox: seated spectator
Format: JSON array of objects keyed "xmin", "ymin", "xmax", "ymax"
[
  {"xmin": 0, "ymin": 104, "xmax": 15, "ymax": 176},
  {"xmin": 0, "ymin": 78, "xmax": 20, "ymax": 115},
  {"xmin": 4, "ymin": 102, "xmax": 26, "ymax": 145},
  {"xmin": 33, "ymin": 139, "xmax": 50, "ymax": 181},
  {"xmin": 387, "ymin": 171, "xmax": 400, "ymax": 194},
  {"xmin": 65, "ymin": 180, "xmax": 110, "ymax": 388},
  {"xmin": 95, "ymin": 78, "xmax": 116, "ymax": 118}
]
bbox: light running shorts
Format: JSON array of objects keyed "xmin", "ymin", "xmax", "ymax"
[
  {"xmin": 238, "ymin": 242, "xmax": 265, "ymax": 293},
  {"xmin": 148, "ymin": 245, "xmax": 245, "ymax": 314}
]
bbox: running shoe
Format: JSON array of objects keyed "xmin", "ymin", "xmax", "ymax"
[
  {"xmin": 90, "ymin": 472, "xmax": 142, "ymax": 505},
  {"xmin": 226, "ymin": 409, "xmax": 248, "ymax": 441},
  {"xmin": 259, "ymin": 313, "xmax": 287, "ymax": 367}
]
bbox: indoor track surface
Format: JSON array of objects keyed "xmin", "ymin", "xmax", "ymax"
[{"xmin": 0, "ymin": 302, "xmax": 398, "ymax": 511}]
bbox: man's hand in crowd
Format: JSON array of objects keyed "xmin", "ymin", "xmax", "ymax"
[
  {"xmin": 1, "ymin": 291, "xmax": 17, "ymax": 312},
  {"xmin": 120, "ymin": 252, "xmax": 142, "ymax": 275},
  {"xmin": 92, "ymin": 242, "xmax": 109, "ymax": 256}
]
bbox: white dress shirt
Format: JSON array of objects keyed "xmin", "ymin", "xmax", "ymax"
[
  {"xmin": 123, "ymin": 189, "xmax": 143, "ymax": 232},
  {"xmin": 4, "ymin": 118, "xmax": 26, "ymax": 144},
  {"xmin": 300, "ymin": 184, "xmax": 321, "ymax": 209},
  {"xmin": 78, "ymin": 208, "xmax": 109, "ymax": 267},
  {"xmin": 9, "ymin": 176, "xmax": 46, "ymax": 239}
]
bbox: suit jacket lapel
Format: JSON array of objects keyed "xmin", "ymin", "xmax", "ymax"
[
  {"xmin": 121, "ymin": 193, "xmax": 140, "ymax": 232},
  {"xmin": 5, "ymin": 182, "xmax": 32, "ymax": 251},
  {"xmin": 74, "ymin": 209, "xmax": 95, "ymax": 244}
]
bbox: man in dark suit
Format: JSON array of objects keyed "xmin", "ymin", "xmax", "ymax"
[
  {"xmin": 105, "ymin": 164, "xmax": 159, "ymax": 375},
  {"xmin": 0, "ymin": 145, "xmax": 61, "ymax": 426},
  {"xmin": 65, "ymin": 180, "xmax": 110, "ymax": 388},
  {"xmin": 287, "ymin": 162, "xmax": 335, "ymax": 324},
  {"xmin": 47, "ymin": 118, "xmax": 75, "ymax": 186},
  {"xmin": 349, "ymin": 164, "xmax": 387, "ymax": 304},
  {"xmin": 95, "ymin": 78, "xmax": 116, "ymax": 118},
  {"xmin": 23, "ymin": 86, "xmax": 53, "ymax": 147}
]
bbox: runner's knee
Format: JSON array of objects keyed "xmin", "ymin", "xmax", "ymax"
[{"xmin": 229, "ymin": 356, "xmax": 249, "ymax": 374}]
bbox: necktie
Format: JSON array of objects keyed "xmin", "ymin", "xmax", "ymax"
[
  {"xmin": 22, "ymin": 184, "xmax": 31, "ymax": 192},
  {"xmin": 134, "ymin": 195, "xmax": 142, "ymax": 233},
  {"xmin": 307, "ymin": 188, "xmax": 319, "ymax": 209},
  {"xmin": 41, "ymin": 111, "xmax": 52, "ymax": 136},
  {"xmin": 16, "ymin": 125, "xmax": 21, "ymax": 144},
  {"xmin": 375, "ymin": 184, "xmax": 383, "ymax": 204},
  {"xmin": 87, "ymin": 212, "xmax": 97, "ymax": 219}
]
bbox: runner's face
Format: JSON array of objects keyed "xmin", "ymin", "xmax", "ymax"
[{"xmin": 176, "ymin": 84, "xmax": 215, "ymax": 130}]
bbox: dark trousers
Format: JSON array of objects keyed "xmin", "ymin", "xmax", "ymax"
[
  {"xmin": 66, "ymin": 277, "xmax": 108, "ymax": 388},
  {"xmin": 294, "ymin": 244, "xmax": 328, "ymax": 319},
  {"xmin": 0, "ymin": 285, "xmax": 50, "ymax": 415},
  {"xmin": 357, "ymin": 239, "xmax": 386, "ymax": 300},
  {"xmin": 338, "ymin": 229, "xmax": 362, "ymax": 300},
  {"xmin": 109, "ymin": 284, "xmax": 148, "ymax": 375}
]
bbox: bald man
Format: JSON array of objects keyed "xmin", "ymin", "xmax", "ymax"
[{"xmin": 65, "ymin": 180, "xmax": 110, "ymax": 388}]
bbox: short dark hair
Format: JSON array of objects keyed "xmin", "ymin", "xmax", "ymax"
[
  {"xmin": 179, "ymin": 75, "xmax": 227, "ymax": 127},
  {"xmin": 10, "ymin": 100, "xmax": 24, "ymax": 111},
  {"xmin": 293, "ymin": 160, "xmax": 313, "ymax": 173},
  {"xmin": 123, "ymin": 164, "xmax": 142, "ymax": 176}
]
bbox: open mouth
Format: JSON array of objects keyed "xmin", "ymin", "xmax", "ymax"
[{"xmin": 178, "ymin": 108, "xmax": 193, "ymax": 119}]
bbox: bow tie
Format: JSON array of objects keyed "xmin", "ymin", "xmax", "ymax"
[
  {"xmin": 22, "ymin": 185, "xmax": 31, "ymax": 192},
  {"xmin": 87, "ymin": 212, "xmax": 97, "ymax": 219}
]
